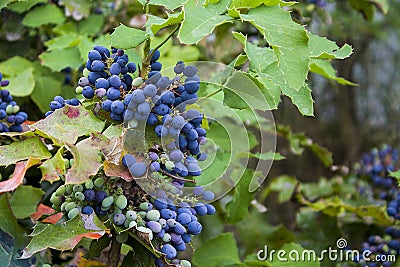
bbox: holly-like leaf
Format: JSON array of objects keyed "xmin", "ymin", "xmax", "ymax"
[
  {"xmin": 308, "ymin": 33, "xmax": 353, "ymax": 60},
  {"xmin": 39, "ymin": 147, "xmax": 66, "ymax": 183},
  {"xmin": 22, "ymin": 4, "xmax": 65, "ymax": 27},
  {"xmin": 0, "ymin": 158, "xmax": 42, "ymax": 193},
  {"xmin": 310, "ymin": 59, "xmax": 356, "ymax": 86},
  {"xmin": 104, "ymin": 161, "xmax": 132, "ymax": 181},
  {"xmin": 0, "ymin": 138, "xmax": 50, "ymax": 166},
  {"xmin": 111, "ymin": 24, "xmax": 149, "ymax": 49},
  {"xmin": 10, "ymin": 186, "xmax": 44, "ymax": 219},
  {"xmin": 137, "ymin": 0, "xmax": 187, "ymax": 10},
  {"xmin": 30, "ymin": 105, "xmax": 106, "ymax": 144},
  {"xmin": 21, "ymin": 214, "xmax": 106, "ymax": 259},
  {"xmin": 91, "ymin": 133, "xmax": 124, "ymax": 166},
  {"xmin": 223, "ymin": 71, "xmax": 271, "ymax": 110},
  {"xmin": 39, "ymin": 47, "xmax": 83, "ymax": 72},
  {"xmin": 146, "ymin": 13, "xmax": 184, "ymax": 35},
  {"xmin": 31, "ymin": 203, "xmax": 55, "ymax": 221},
  {"xmin": 65, "ymin": 138, "xmax": 102, "ymax": 184},
  {"xmin": 6, "ymin": 0, "xmax": 46, "ymax": 13},
  {"xmin": 193, "ymin": 233, "xmax": 242, "ymax": 267},
  {"xmin": 102, "ymin": 124, "xmax": 123, "ymax": 140},
  {"xmin": 230, "ymin": 0, "xmax": 280, "ymax": 9},
  {"xmin": 281, "ymin": 83, "xmax": 314, "ymax": 116},
  {"xmin": 178, "ymin": 0, "xmax": 232, "ymax": 44},
  {"xmin": 241, "ymin": 5, "xmax": 309, "ymax": 90}
]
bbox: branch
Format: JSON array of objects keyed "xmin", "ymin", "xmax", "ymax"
[
  {"xmin": 160, "ymin": 169, "xmax": 196, "ymax": 183},
  {"xmin": 108, "ymin": 232, "xmax": 122, "ymax": 267}
]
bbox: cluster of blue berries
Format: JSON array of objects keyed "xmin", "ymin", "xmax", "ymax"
[
  {"xmin": 0, "ymin": 72, "xmax": 28, "ymax": 132},
  {"xmin": 354, "ymin": 146, "xmax": 400, "ymax": 266}
]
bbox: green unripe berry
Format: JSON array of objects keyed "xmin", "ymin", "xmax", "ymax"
[
  {"xmin": 52, "ymin": 204, "xmax": 61, "ymax": 210},
  {"xmin": 73, "ymin": 184, "xmax": 83, "ymax": 192},
  {"xmin": 140, "ymin": 202, "xmax": 151, "ymax": 211},
  {"xmin": 162, "ymin": 233, "xmax": 171, "ymax": 242},
  {"xmin": 94, "ymin": 177, "xmax": 105, "ymax": 188},
  {"xmin": 181, "ymin": 260, "xmax": 191, "ymax": 267},
  {"xmin": 102, "ymin": 196, "xmax": 114, "ymax": 208},
  {"xmin": 65, "ymin": 202, "xmax": 77, "ymax": 212},
  {"xmin": 66, "ymin": 184, "xmax": 73, "ymax": 195},
  {"xmin": 101, "ymin": 205, "xmax": 111, "ymax": 211},
  {"xmin": 60, "ymin": 202, "xmax": 68, "ymax": 212},
  {"xmin": 75, "ymin": 86, "xmax": 83, "ymax": 94},
  {"xmin": 126, "ymin": 210, "xmax": 137, "ymax": 221},
  {"xmin": 137, "ymin": 220, "xmax": 146, "ymax": 227},
  {"xmin": 74, "ymin": 192, "xmax": 85, "ymax": 201},
  {"xmin": 13, "ymin": 105, "xmax": 20, "ymax": 113},
  {"xmin": 146, "ymin": 210, "xmax": 160, "ymax": 221},
  {"xmin": 6, "ymin": 105, "xmax": 14, "ymax": 115},
  {"xmin": 50, "ymin": 194, "xmax": 63, "ymax": 206},
  {"xmin": 83, "ymin": 68, "xmax": 90, "ymax": 77},
  {"xmin": 116, "ymin": 232, "xmax": 128, "ymax": 243},
  {"xmin": 132, "ymin": 77, "xmax": 144, "ymax": 87},
  {"xmin": 69, "ymin": 159, "xmax": 75, "ymax": 167},
  {"xmin": 68, "ymin": 207, "xmax": 80, "ymax": 220},
  {"xmin": 165, "ymin": 160, "xmax": 175, "ymax": 171},
  {"xmin": 138, "ymin": 211, "xmax": 147, "ymax": 218},
  {"xmin": 128, "ymin": 220, "xmax": 137, "ymax": 228},
  {"xmin": 42, "ymin": 264, "xmax": 51, "ymax": 267},
  {"xmin": 116, "ymin": 195, "xmax": 128, "ymax": 210},
  {"xmin": 84, "ymin": 180, "xmax": 94, "ymax": 189},
  {"xmin": 55, "ymin": 186, "xmax": 66, "ymax": 196}
]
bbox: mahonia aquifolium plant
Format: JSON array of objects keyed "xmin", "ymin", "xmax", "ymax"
[{"xmin": 46, "ymin": 45, "xmax": 216, "ymax": 267}]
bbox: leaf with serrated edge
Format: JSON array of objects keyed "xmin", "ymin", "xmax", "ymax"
[
  {"xmin": 40, "ymin": 147, "xmax": 66, "ymax": 183},
  {"xmin": 223, "ymin": 71, "xmax": 271, "ymax": 110},
  {"xmin": 308, "ymin": 33, "xmax": 353, "ymax": 59},
  {"xmin": 65, "ymin": 138, "xmax": 102, "ymax": 184},
  {"xmin": 241, "ymin": 5, "xmax": 309, "ymax": 90},
  {"xmin": 30, "ymin": 105, "xmax": 106, "ymax": 144},
  {"xmin": 146, "ymin": 13, "xmax": 183, "ymax": 35},
  {"xmin": 310, "ymin": 59, "xmax": 356, "ymax": 85},
  {"xmin": 21, "ymin": 214, "xmax": 106, "ymax": 259},
  {"xmin": 111, "ymin": 24, "xmax": 149, "ymax": 49},
  {"xmin": 22, "ymin": 4, "xmax": 65, "ymax": 27},
  {"xmin": 0, "ymin": 159, "xmax": 42, "ymax": 193},
  {"xmin": 178, "ymin": 0, "xmax": 232, "ymax": 44},
  {"xmin": 0, "ymin": 138, "xmax": 50, "ymax": 166},
  {"xmin": 193, "ymin": 233, "xmax": 241, "ymax": 267},
  {"xmin": 91, "ymin": 133, "xmax": 124, "ymax": 166},
  {"xmin": 138, "ymin": 0, "xmax": 187, "ymax": 10}
]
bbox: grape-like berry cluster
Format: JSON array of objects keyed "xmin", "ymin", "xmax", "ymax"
[
  {"xmin": 0, "ymin": 72, "xmax": 28, "ymax": 132},
  {"xmin": 46, "ymin": 47, "xmax": 216, "ymax": 267},
  {"xmin": 354, "ymin": 146, "xmax": 400, "ymax": 266}
]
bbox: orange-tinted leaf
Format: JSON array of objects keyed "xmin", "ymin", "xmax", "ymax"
[
  {"xmin": 0, "ymin": 158, "xmax": 41, "ymax": 193},
  {"xmin": 104, "ymin": 160, "xmax": 133, "ymax": 181},
  {"xmin": 42, "ymin": 212, "xmax": 63, "ymax": 224},
  {"xmin": 31, "ymin": 203, "xmax": 55, "ymax": 220}
]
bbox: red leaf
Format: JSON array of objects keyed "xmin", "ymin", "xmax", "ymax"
[
  {"xmin": 0, "ymin": 158, "xmax": 41, "ymax": 193},
  {"xmin": 42, "ymin": 212, "xmax": 63, "ymax": 224},
  {"xmin": 31, "ymin": 203, "xmax": 55, "ymax": 220}
]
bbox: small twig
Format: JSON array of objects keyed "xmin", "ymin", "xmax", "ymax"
[
  {"xmin": 108, "ymin": 232, "xmax": 122, "ymax": 267},
  {"xmin": 160, "ymin": 169, "xmax": 196, "ymax": 183},
  {"xmin": 141, "ymin": 24, "xmax": 181, "ymax": 78},
  {"xmin": 198, "ymin": 87, "xmax": 223, "ymax": 102}
]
